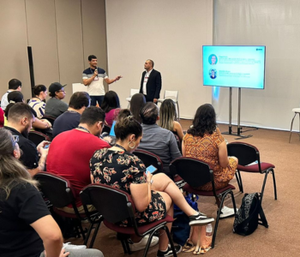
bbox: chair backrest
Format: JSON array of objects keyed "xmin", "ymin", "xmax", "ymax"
[
  {"xmin": 169, "ymin": 157, "xmax": 213, "ymax": 188},
  {"xmin": 34, "ymin": 172, "xmax": 75, "ymax": 208},
  {"xmin": 42, "ymin": 115, "xmax": 56, "ymax": 126},
  {"xmin": 28, "ymin": 131, "xmax": 51, "ymax": 146},
  {"xmin": 164, "ymin": 90, "xmax": 178, "ymax": 101},
  {"xmin": 130, "ymin": 88, "xmax": 139, "ymax": 97},
  {"xmin": 82, "ymin": 184, "xmax": 134, "ymax": 224},
  {"xmin": 227, "ymin": 142, "xmax": 260, "ymax": 166},
  {"xmin": 133, "ymin": 149, "xmax": 164, "ymax": 172}
]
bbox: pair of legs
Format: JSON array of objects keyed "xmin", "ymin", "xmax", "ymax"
[
  {"xmin": 90, "ymin": 95, "xmax": 104, "ymax": 107},
  {"xmin": 151, "ymin": 173, "xmax": 207, "ymax": 251}
]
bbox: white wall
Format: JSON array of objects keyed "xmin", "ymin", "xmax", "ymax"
[
  {"xmin": 105, "ymin": 0, "xmax": 213, "ymax": 118},
  {"xmin": 213, "ymin": 0, "xmax": 300, "ymax": 130}
]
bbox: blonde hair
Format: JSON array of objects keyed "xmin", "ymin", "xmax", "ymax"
[
  {"xmin": 0, "ymin": 128, "xmax": 37, "ymax": 199},
  {"xmin": 158, "ymin": 99, "xmax": 176, "ymax": 131}
]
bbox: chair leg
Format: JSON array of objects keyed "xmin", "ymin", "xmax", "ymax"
[
  {"xmin": 88, "ymin": 220, "xmax": 102, "ymax": 248},
  {"xmin": 211, "ymin": 190, "xmax": 235, "ymax": 249},
  {"xmin": 117, "ymin": 233, "xmax": 131, "ymax": 254},
  {"xmin": 142, "ymin": 230, "xmax": 157, "ymax": 257},
  {"xmin": 164, "ymin": 226, "xmax": 178, "ymax": 257},
  {"xmin": 260, "ymin": 171, "xmax": 270, "ymax": 204},
  {"xmin": 84, "ymin": 221, "xmax": 94, "ymax": 246},
  {"xmin": 289, "ymin": 112, "xmax": 297, "ymax": 143},
  {"xmin": 235, "ymin": 170, "xmax": 243, "ymax": 193},
  {"xmin": 271, "ymin": 169, "xmax": 277, "ymax": 200}
]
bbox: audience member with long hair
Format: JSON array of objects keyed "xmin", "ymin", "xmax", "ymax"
[
  {"xmin": 100, "ymin": 90, "xmax": 120, "ymax": 127},
  {"xmin": 90, "ymin": 111, "xmax": 214, "ymax": 256},
  {"xmin": 0, "ymin": 128, "xmax": 104, "ymax": 257},
  {"xmin": 28, "ymin": 84, "xmax": 48, "ymax": 119},
  {"xmin": 158, "ymin": 99, "xmax": 184, "ymax": 141},
  {"xmin": 182, "ymin": 103, "xmax": 238, "ymax": 217},
  {"xmin": 129, "ymin": 93, "xmax": 146, "ymax": 123}
]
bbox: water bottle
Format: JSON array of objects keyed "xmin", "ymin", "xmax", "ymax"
[{"xmin": 206, "ymin": 223, "xmax": 213, "ymax": 237}]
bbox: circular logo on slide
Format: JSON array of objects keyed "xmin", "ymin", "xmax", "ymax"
[
  {"xmin": 209, "ymin": 69, "xmax": 217, "ymax": 79},
  {"xmin": 209, "ymin": 54, "xmax": 217, "ymax": 65}
]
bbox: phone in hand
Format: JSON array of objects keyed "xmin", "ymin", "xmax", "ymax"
[
  {"xmin": 44, "ymin": 144, "xmax": 50, "ymax": 149},
  {"xmin": 146, "ymin": 165, "xmax": 157, "ymax": 174}
]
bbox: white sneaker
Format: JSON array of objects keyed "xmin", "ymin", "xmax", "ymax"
[
  {"xmin": 129, "ymin": 235, "xmax": 159, "ymax": 252},
  {"xmin": 219, "ymin": 206, "xmax": 237, "ymax": 219},
  {"xmin": 63, "ymin": 242, "xmax": 87, "ymax": 249}
]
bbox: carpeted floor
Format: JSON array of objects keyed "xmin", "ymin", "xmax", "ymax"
[{"xmin": 68, "ymin": 121, "xmax": 300, "ymax": 257}]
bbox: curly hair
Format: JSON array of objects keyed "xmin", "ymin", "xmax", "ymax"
[{"xmin": 187, "ymin": 104, "xmax": 216, "ymax": 137}]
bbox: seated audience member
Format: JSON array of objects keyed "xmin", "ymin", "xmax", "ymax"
[
  {"xmin": 137, "ymin": 102, "xmax": 181, "ymax": 176},
  {"xmin": 0, "ymin": 128, "xmax": 104, "ymax": 257},
  {"xmin": 90, "ymin": 114, "xmax": 214, "ymax": 255},
  {"xmin": 101, "ymin": 90, "xmax": 120, "ymax": 127},
  {"xmin": 1, "ymin": 78, "xmax": 22, "ymax": 110},
  {"xmin": 182, "ymin": 104, "xmax": 238, "ymax": 218},
  {"xmin": 28, "ymin": 84, "xmax": 48, "ymax": 118},
  {"xmin": 158, "ymin": 99, "xmax": 184, "ymax": 141},
  {"xmin": 52, "ymin": 91, "xmax": 90, "ymax": 137},
  {"xmin": 129, "ymin": 93, "xmax": 146, "ymax": 123},
  {"xmin": 4, "ymin": 103, "xmax": 49, "ymax": 177},
  {"xmin": 0, "ymin": 107, "xmax": 4, "ymax": 127},
  {"xmin": 5, "ymin": 91, "xmax": 51, "ymax": 131},
  {"xmin": 45, "ymin": 82, "xmax": 68, "ymax": 118},
  {"xmin": 47, "ymin": 107, "xmax": 110, "ymax": 213}
]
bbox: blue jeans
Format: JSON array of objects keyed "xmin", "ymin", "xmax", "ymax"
[{"xmin": 90, "ymin": 95, "xmax": 104, "ymax": 107}]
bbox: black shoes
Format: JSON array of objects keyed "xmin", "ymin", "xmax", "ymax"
[
  {"xmin": 157, "ymin": 244, "xmax": 182, "ymax": 257},
  {"xmin": 189, "ymin": 212, "xmax": 214, "ymax": 226}
]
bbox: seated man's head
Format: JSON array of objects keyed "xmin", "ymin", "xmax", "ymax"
[
  {"xmin": 49, "ymin": 82, "xmax": 66, "ymax": 99},
  {"xmin": 69, "ymin": 92, "xmax": 90, "ymax": 113},
  {"xmin": 140, "ymin": 102, "xmax": 158, "ymax": 125},
  {"xmin": 5, "ymin": 91, "xmax": 24, "ymax": 117},
  {"xmin": 8, "ymin": 91, "xmax": 24, "ymax": 104},
  {"xmin": 6, "ymin": 103, "xmax": 35, "ymax": 135},
  {"xmin": 79, "ymin": 106, "xmax": 105, "ymax": 137},
  {"xmin": 8, "ymin": 79, "xmax": 22, "ymax": 91}
]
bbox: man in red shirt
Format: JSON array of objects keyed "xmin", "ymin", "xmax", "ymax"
[{"xmin": 46, "ymin": 106, "xmax": 110, "ymax": 212}]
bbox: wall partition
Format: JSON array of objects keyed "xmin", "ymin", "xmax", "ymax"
[
  {"xmin": 213, "ymin": 0, "xmax": 300, "ymax": 130},
  {"xmin": 0, "ymin": 0, "xmax": 107, "ymax": 103},
  {"xmin": 105, "ymin": 0, "xmax": 213, "ymax": 117}
]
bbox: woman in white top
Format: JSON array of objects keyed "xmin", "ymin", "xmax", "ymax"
[{"xmin": 28, "ymin": 85, "xmax": 48, "ymax": 119}]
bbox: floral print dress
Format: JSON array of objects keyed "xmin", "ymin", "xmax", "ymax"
[{"xmin": 90, "ymin": 148, "xmax": 166, "ymax": 226}]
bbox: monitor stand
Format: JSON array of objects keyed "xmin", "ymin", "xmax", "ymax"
[{"xmin": 222, "ymin": 88, "xmax": 253, "ymax": 140}]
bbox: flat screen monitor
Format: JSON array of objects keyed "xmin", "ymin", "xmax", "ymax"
[{"xmin": 202, "ymin": 45, "xmax": 266, "ymax": 89}]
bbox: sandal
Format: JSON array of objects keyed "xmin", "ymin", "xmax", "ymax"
[
  {"xmin": 182, "ymin": 238, "xmax": 195, "ymax": 252},
  {"xmin": 200, "ymin": 246, "xmax": 211, "ymax": 254},
  {"xmin": 193, "ymin": 245, "xmax": 201, "ymax": 255}
]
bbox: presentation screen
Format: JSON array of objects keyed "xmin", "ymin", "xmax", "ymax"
[{"xmin": 202, "ymin": 45, "xmax": 266, "ymax": 89}]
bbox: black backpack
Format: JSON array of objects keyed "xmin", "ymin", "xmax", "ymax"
[{"xmin": 233, "ymin": 193, "xmax": 268, "ymax": 236}]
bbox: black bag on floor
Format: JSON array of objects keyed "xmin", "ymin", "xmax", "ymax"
[{"xmin": 233, "ymin": 192, "xmax": 268, "ymax": 236}]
